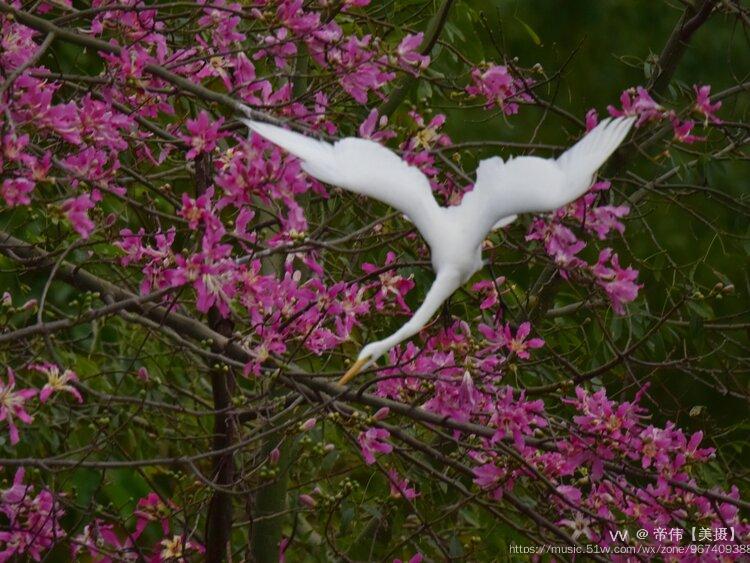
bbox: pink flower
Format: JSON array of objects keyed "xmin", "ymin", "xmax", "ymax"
[
  {"xmin": 158, "ymin": 534, "xmax": 205, "ymax": 560},
  {"xmin": 693, "ymin": 84, "xmax": 721, "ymax": 124},
  {"xmin": 178, "ymin": 188, "xmax": 214, "ymax": 229},
  {"xmin": 585, "ymin": 108, "xmax": 599, "ymax": 132},
  {"xmin": 526, "ymin": 218, "xmax": 586, "ymax": 271},
  {"xmin": 0, "ymin": 368, "xmax": 36, "ymax": 445},
  {"xmin": 310, "ymin": 34, "xmax": 396, "ymax": 103},
  {"xmin": 299, "ymin": 494, "xmax": 317, "ymax": 508},
  {"xmin": 478, "ymin": 321, "xmax": 543, "ymax": 360},
  {"xmin": 166, "ymin": 233, "xmax": 237, "ymax": 317},
  {"xmin": 358, "ymin": 109, "xmax": 395, "ymax": 142},
  {"xmin": 472, "ymin": 462, "xmax": 506, "ymax": 498},
  {"xmin": 62, "ymin": 192, "xmax": 98, "ymax": 239},
  {"xmin": 2, "ymin": 133, "xmax": 29, "ymax": 161},
  {"xmin": 133, "ymin": 492, "xmax": 175, "ymax": 539},
  {"xmin": 567, "ymin": 191, "xmax": 630, "ymax": 241},
  {"xmin": 72, "ymin": 518, "xmax": 131, "ymax": 561},
  {"xmin": 0, "ymin": 467, "xmax": 65, "ymax": 560},
  {"xmin": 300, "ymin": 417, "xmax": 317, "ymax": 431},
  {"xmin": 387, "ymin": 469, "xmax": 419, "ymax": 501},
  {"xmin": 504, "ymin": 322, "xmax": 544, "ymax": 360},
  {"xmin": 1, "ymin": 177, "xmax": 35, "ymax": 207},
  {"xmin": 394, "ymin": 554, "xmax": 423, "ymax": 563},
  {"xmin": 471, "ymin": 277, "xmax": 505, "ymax": 310},
  {"xmin": 279, "ymin": 536, "xmax": 290, "ymax": 563},
  {"xmin": 395, "ymin": 33, "xmax": 429, "ymax": 72},
  {"xmin": 358, "ymin": 427, "xmax": 393, "ymax": 464},
  {"xmin": 30, "ymin": 363, "xmax": 83, "ymax": 404},
  {"xmin": 466, "ymin": 64, "xmax": 530, "ymax": 115},
  {"xmin": 607, "ymin": 86, "xmax": 664, "ymax": 126},
  {"xmin": 671, "ymin": 117, "xmax": 704, "ymax": 144},
  {"xmin": 592, "ymin": 249, "xmax": 642, "ymax": 314},
  {"xmin": 1, "ymin": 21, "xmax": 39, "ymax": 70},
  {"xmin": 362, "ymin": 252, "xmax": 415, "ymax": 313},
  {"xmin": 558, "ymin": 514, "xmax": 595, "ymax": 541},
  {"xmin": 326, "ymin": 282, "xmax": 370, "ymax": 340},
  {"xmin": 182, "ymin": 111, "xmax": 224, "ymax": 159}
]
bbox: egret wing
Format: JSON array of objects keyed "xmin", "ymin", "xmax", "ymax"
[
  {"xmin": 554, "ymin": 116, "xmax": 635, "ymax": 194},
  {"xmin": 471, "ymin": 117, "xmax": 635, "ymax": 220},
  {"xmin": 242, "ymin": 119, "xmax": 441, "ymax": 238}
]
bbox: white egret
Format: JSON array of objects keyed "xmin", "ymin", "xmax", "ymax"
[{"xmin": 242, "ymin": 116, "xmax": 635, "ymax": 385}]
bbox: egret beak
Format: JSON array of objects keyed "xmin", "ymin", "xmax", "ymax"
[{"xmin": 338, "ymin": 356, "xmax": 371, "ymax": 385}]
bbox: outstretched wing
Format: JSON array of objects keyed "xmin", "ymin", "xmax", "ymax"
[
  {"xmin": 242, "ymin": 119, "xmax": 442, "ymax": 239},
  {"xmin": 470, "ymin": 117, "xmax": 635, "ymax": 224},
  {"xmin": 554, "ymin": 116, "xmax": 635, "ymax": 196}
]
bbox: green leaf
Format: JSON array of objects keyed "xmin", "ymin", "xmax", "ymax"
[{"xmin": 515, "ymin": 17, "xmax": 541, "ymax": 46}]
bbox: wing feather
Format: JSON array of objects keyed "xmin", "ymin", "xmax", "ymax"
[
  {"xmin": 242, "ymin": 119, "xmax": 441, "ymax": 238},
  {"xmin": 471, "ymin": 117, "xmax": 635, "ymax": 224},
  {"xmin": 555, "ymin": 117, "xmax": 634, "ymax": 190}
]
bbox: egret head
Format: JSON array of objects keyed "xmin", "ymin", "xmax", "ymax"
[{"xmin": 337, "ymin": 341, "xmax": 391, "ymax": 386}]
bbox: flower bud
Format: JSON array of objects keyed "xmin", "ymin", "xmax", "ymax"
[
  {"xmin": 299, "ymin": 494, "xmax": 316, "ymax": 508},
  {"xmin": 300, "ymin": 418, "xmax": 316, "ymax": 431}
]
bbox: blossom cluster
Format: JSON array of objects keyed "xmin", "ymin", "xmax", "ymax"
[
  {"xmin": 1, "ymin": 365, "xmax": 81, "ymax": 446},
  {"xmin": 600, "ymin": 84, "xmax": 722, "ymax": 143},
  {"xmin": 0, "ymin": 1, "xmax": 740, "ymax": 561},
  {"xmin": 526, "ymin": 180, "xmax": 642, "ymax": 313},
  {"xmin": 465, "ymin": 64, "xmax": 533, "ymax": 115},
  {"xmin": 0, "ymin": 469, "xmax": 64, "ymax": 561}
]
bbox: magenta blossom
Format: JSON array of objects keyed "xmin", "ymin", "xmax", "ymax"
[
  {"xmin": 607, "ymin": 86, "xmax": 664, "ymax": 126},
  {"xmin": 166, "ymin": 233, "xmax": 237, "ymax": 317},
  {"xmin": 62, "ymin": 191, "xmax": 98, "ymax": 239},
  {"xmin": 30, "ymin": 363, "xmax": 83, "ymax": 404},
  {"xmin": 478, "ymin": 321, "xmax": 544, "ymax": 360},
  {"xmin": 395, "ymin": 33, "xmax": 429, "ymax": 72},
  {"xmin": 1, "ymin": 177, "xmax": 35, "ymax": 207},
  {"xmin": 182, "ymin": 111, "xmax": 224, "ymax": 159},
  {"xmin": 585, "ymin": 108, "xmax": 599, "ymax": 132},
  {"xmin": 466, "ymin": 64, "xmax": 530, "ymax": 115},
  {"xmin": 0, "ymin": 468, "xmax": 65, "ymax": 560},
  {"xmin": 471, "ymin": 277, "xmax": 506, "ymax": 310},
  {"xmin": 504, "ymin": 322, "xmax": 545, "ymax": 360},
  {"xmin": 358, "ymin": 109, "xmax": 396, "ymax": 142},
  {"xmin": 472, "ymin": 462, "xmax": 506, "ymax": 500},
  {"xmin": 387, "ymin": 469, "xmax": 419, "ymax": 501},
  {"xmin": 178, "ymin": 188, "xmax": 214, "ymax": 229},
  {"xmin": 592, "ymin": 249, "xmax": 642, "ymax": 314},
  {"xmin": 0, "ymin": 368, "xmax": 36, "ymax": 445},
  {"xmin": 358, "ymin": 427, "xmax": 393, "ymax": 465},
  {"xmin": 526, "ymin": 218, "xmax": 587, "ymax": 272},
  {"xmin": 133, "ymin": 492, "xmax": 176, "ymax": 539},
  {"xmin": 693, "ymin": 84, "xmax": 721, "ymax": 124},
  {"xmin": 362, "ymin": 252, "xmax": 415, "ymax": 313},
  {"xmin": 72, "ymin": 518, "xmax": 132, "ymax": 562},
  {"xmin": 158, "ymin": 534, "xmax": 205, "ymax": 560},
  {"xmin": 671, "ymin": 117, "xmax": 704, "ymax": 144}
]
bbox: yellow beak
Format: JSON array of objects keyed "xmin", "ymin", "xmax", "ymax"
[{"xmin": 338, "ymin": 356, "xmax": 371, "ymax": 385}]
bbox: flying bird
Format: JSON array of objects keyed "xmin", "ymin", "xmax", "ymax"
[{"xmin": 242, "ymin": 116, "xmax": 635, "ymax": 385}]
